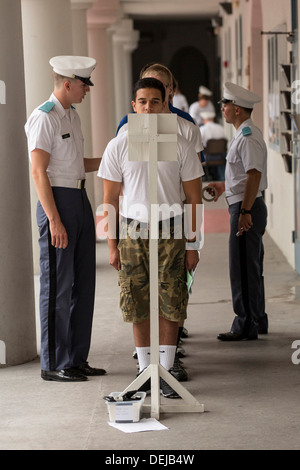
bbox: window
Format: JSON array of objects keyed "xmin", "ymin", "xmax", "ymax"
[{"xmin": 268, "ymin": 35, "xmax": 280, "ymax": 149}]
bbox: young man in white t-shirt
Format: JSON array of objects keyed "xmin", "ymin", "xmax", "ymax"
[{"xmin": 98, "ymin": 77, "xmax": 203, "ymax": 397}]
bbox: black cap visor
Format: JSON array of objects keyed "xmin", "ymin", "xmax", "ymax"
[
  {"xmin": 218, "ymin": 98, "xmax": 233, "ymax": 104},
  {"xmin": 73, "ymin": 74, "xmax": 94, "ymax": 86}
]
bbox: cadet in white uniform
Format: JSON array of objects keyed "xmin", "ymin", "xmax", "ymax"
[
  {"xmin": 210, "ymin": 82, "xmax": 268, "ymax": 341},
  {"xmin": 25, "ymin": 56, "xmax": 106, "ymax": 381},
  {"xmin": 200, "ymin": 111, "xmax": 226, "ymax": 148},
  {"xmin": 200, "ymin": 111, "xmax": 226, "ymax": 180},
  {"xmin": 189, "ymin": 86, "xmax": 216, "ymax": 127}
]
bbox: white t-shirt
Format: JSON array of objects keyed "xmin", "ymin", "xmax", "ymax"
[
  {"xmin": 118, "ymin": 116, "xmax": 203, "ymax": 155},
  {"xmin": 177, "ymin": 115, "xmax": 203, "ymax": 154},
  {"xmin": 98, "ymin": 130, "xmax": 204, "ymax": 223},
  {"xmin": 24, "ymin": 93, "xmax": 85, "ymax": 181}
]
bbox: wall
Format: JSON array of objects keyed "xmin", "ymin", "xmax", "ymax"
[
  {"xmin": 261, "ymin": 0, "xmax": 295, "ymax": 267},
  {"xmin": 219, "ymin": 0, "xmax": 295, "ymax": 268}
]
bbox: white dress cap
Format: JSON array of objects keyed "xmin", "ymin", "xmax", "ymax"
[
  {"xmin": 199, "ymin": 86, "xmax": 213, "ymax": 96},
  {"xmin": 200, "ymin": 111, "xmax": 216, "ymax": 120},
  {"xmin": 221, "ymin": 82, "xmax": 261, "ymax": 108},
  {"xmin": 49, "ymin": 56, "xmax": 97, "ymax": 86}
]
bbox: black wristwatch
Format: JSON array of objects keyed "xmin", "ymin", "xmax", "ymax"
[{"xmin": 240, "ymin": 208, "xmax": 251, "ymax": 215}]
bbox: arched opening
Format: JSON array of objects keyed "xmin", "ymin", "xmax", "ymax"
[{"xmin": 169, "ymin": 46, "xmax": 210, "ymax": 107}]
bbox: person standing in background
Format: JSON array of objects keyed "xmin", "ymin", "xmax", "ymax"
[
  {"xmin": 209, "ymin": 82, "xmax": 268, "ymax": 341},
  {"xmin": 200, "ymin": 111, "xmax": 226, "ymax": 181},
  {"xmin": 189, "ymin": 86, "xmax": 216, "ymax": 126},
  {"xmin": 172, "ymin": 77, "xmax": 189, "ymax": 113}
]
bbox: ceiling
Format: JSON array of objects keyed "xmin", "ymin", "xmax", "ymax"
[{"xmin": 120, "ymin": 0, "xmax": 222, "ymax": 20}]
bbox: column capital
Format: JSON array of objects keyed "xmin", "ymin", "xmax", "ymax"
[
  {"xmin": 87, "ymin": 0, "xmax": 120, "ymax": 28},
  {"xmin": 110, "ymin": 18, "xmax": 140, "ymax": 52},
  {"xmin": 70, "ymin": 0, "xmax": 94, "ymax": 10}
]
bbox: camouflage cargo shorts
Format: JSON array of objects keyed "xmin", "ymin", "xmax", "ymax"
[{"xmin": 118, "ymin": 217, "xmax": 188, "ymax": 323}]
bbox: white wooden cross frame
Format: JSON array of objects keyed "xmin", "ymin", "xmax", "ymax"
[{"xmin": 121, "ymin": 113, "xmax": 204, "ymax": 419}]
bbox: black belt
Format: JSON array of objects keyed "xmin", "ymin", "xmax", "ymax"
[{"xmin": 125, "ymin": 217, "xmax": 176, "ymax": 230}]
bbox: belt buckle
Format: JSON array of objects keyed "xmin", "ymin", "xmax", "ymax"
[{"xmin": 76, "ymin": 179, "xmax": 85, "ymax": 189}]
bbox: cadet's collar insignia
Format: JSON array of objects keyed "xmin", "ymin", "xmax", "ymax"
[
  {"xmin": 39, "ymin": 101, "xmax": 55, "ymax": 113},
  {"xmin": 242, "ymin": 126, "xmax": 252, "ymax": 136}
]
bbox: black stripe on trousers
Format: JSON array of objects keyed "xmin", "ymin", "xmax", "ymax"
[
  {"xmin": 239, "ymin": 233, "xmax": 252, "ymax": 335},
  {"xmin": 47, "ymin": 224, "xmax": 57, "ymax": 371}
]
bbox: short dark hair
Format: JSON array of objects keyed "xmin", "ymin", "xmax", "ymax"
[
  {"xmin": 241, "ymin": 106, "xmax": 253, "ymax": 115},
  {"xmin": 132, "ymin": 77, "xmax": 166, "ymax": 102}
]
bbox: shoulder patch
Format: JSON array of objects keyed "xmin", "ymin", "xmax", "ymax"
[
  {"xmin": 38, "ymin": 102, "xmax": 55, "ymax": 113},
  {"xmin": 242, "ymin": 126, "xmax": 252, "ymax": 136}
]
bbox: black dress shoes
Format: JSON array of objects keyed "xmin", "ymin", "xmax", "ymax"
[
  {"xmin": 41, "ymin": 368, "xmax": 88, "ymax": 382},
  {"xmin": 217, "ymin": 332, "xmax": 258, "ymax": 341},
  {"xmin": 74, "ymin": 363, "xmax": 107, "ymax": 376}
]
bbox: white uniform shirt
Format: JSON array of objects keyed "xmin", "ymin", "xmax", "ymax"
[
  {"xmin": 200, "ymin": 121, "xmax": 226, "ymax": 148},
  {"xmin": 172, "ymin": 93, "xmax": 189, "ymax": 112},
  {"xmin": 189, "ymin": 101, "xmax": 216, "ymax": 127},
  {"xmin": 24, "ymin": 93, "xmax": 85, "ymax": 182},
  {"xmin": 225, "ymin": 119, "xmax": 268, "ymax": 203},
  {"xmin": 98, "ymin": 130, "xmax": 204, "ymax": 223}
]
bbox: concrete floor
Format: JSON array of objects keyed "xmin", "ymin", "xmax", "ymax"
[{"xmin": 1, "ymin": 195, "xmax": 300, "ymax": 451}]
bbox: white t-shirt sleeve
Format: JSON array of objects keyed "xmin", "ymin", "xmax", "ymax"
[
  {"xmin": 179, "ymin": 139, "xmax": 204, "ymax": 181},
  {"xmin": 98, "ymin": 139, "xmax": 123, "ymax": 182},
  {"xmin": 194, "ymin": 124, "xmax": 204, "ymax": 152}
]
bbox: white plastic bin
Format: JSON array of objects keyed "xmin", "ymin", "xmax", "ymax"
[{"xmin": 105, "ymin": 392, "xmax": 146, "ymax": 423}]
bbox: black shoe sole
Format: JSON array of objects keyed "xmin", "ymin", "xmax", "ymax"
[
  {"xmin": 76, "ymin": 369, "xmax": 107, "ymax": 376},
  {"xmin": 217, "ymin": 334, "xmax": 258, "ymax": 341}
]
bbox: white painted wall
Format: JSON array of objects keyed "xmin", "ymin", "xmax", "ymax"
[
  {"xmin": 219, "ymin": 0, "xmax": 295, "ymax": 268},
  {"xmin": 261, "ymin": 0, "xmax": 295, "ymax": 267}
]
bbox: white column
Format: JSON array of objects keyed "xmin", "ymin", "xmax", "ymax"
[
  {"xmin": 87, "ymin": 1, "xmax": 119, "ymax": 212},
  {"xmin": 71, "ymin": 0, "xmax": 96, "ymax": 216},
  {"xmin": 21, "ymin": 0, "xmax": 73, "ymax": 112},
  {"xmin": 0, "ymin": 0, "xmax": 36, "ymax": 366},
  {"xmin": 110, "ymin": 18, "xmax": 140, "ymax": 128},
  {"xmin": 123, "ymin": 40, "xmax": 139, "ymax": 116},
  {"xmin": 21, "ymin": 0, "xmax": 73, "ymax": 274}
]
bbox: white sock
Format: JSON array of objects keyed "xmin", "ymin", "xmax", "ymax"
[
  {"xmin": 159, "ymin": 345, "xmax": 177, "ymax": 371},
  {"xmin": 136, "ymin": 346, "xmax": 151, "ymax": 372}
]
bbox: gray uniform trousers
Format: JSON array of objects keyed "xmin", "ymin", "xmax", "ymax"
[
  {"xmin": 37, "ymin": 187, "xmax": 96, "ymax": 371},
  {"xmin": 228, "ymin": 197, "xmax": 268, "ymax": 336}
]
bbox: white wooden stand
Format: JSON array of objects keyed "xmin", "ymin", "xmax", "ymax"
[{"xmin": 122, "ymin": 113, "xmax": 204, "ymax": 419}]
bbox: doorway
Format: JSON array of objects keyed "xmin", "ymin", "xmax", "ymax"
[{"xmin": 169, "ymin": 46, "xmax": 210, "ymax": 107}]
